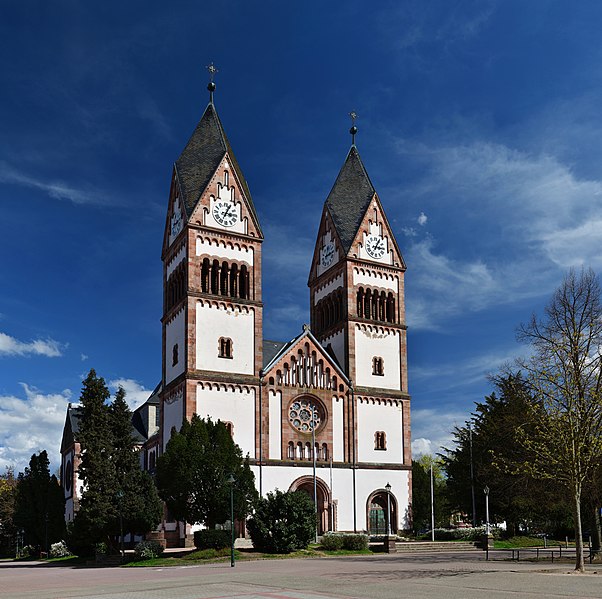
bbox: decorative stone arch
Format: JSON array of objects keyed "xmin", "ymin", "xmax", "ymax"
[
  {"xmin": 289, "ymin": 475, "xmax": 334, "ymax": 534},
  {"xmin": 366, "ymin": 488, "xmax": 398, "ymax": 535}
]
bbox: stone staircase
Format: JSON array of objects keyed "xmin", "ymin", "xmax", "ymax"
[{"xmin": 393, "ymin": 541, "xmax": 480, "ymax": 552}]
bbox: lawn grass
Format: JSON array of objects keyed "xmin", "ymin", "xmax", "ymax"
[
  {"xmin": 494, "ymin": 536, "xmax": 563, "ymax": 549},
  {"xmin": 124, "ymin": 545, "xmax": 374, "ymax": 567}
]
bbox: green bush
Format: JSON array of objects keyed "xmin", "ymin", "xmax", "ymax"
[
  {"xmin": 321, "ymin": 533, "xmax": 344, "ymax": 550},
  {"xmin": 134, "ymin": 540, "xmax": 164, "ymax": 560},
  {"xmin": 419, "ymin": 527, "xmax": 500, "ymax": 541},
  {"xmin": 342, "ymin": 534, "xmax": 369, "ymax": 550},
  {"xmin": 247, "ymin": 490, "xmax": 316, "ymax": 554},
  {"xmin": 194, "ymin": 529, "xmax": 231, "ymax": 550}
]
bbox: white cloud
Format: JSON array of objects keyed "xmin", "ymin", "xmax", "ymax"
[
  {"xmin": 411, "ymin": 407, "xmax": 467, "ymax": 457},
  {"xmin": 411, "ymin": 437, "xmax": 433, "ymax": 457},
  {"xmin": 0, "ymin": 332, "xmax": 64, "ymax": 358},
  {"xmin": 417, "ymin": 212, "xmax": 428, "ymax": 226},
  {"xmin": 0, "ymin": 384, "xmax": 72, "ymax": 473},
  {"xmin": 109, "ymin": 378, "xmax": 153, "ymax": 411},
  {"xmin": 0, "ymin": 161, "xmax": 113, "ymax": 206},
  {"xmin": 80, "ymin": 353, "xmax": 89, "ymax": 361}
]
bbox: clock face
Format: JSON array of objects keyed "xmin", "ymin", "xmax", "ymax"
[
  {"xmin": 213, "ymin": 201, "xmax": 238, "ymax": 227},
  {"xmin": 365, "ymin": 234, "xmax": 385, "ymax": 259},
  {"xmin": 321, "ymin": 242, "xmax": 335, "ymax": 267},
  {"xmin": 170, "ymin": 209, "xmax": 183, "ymax": 238}
]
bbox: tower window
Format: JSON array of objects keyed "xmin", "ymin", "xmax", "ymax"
[
  {"xmin": 218, "ymin": 337, "xmax": 233, "ymax": 359},
  {"xmin": 375, "ymin": 431, "xmax": 387, "ymax": 451},
  {"xmin": 372, "ymin": 357, "xmax": 384, "ymax": 376},
  {"xmin": 172, "ymin": 344, "xmax": 179, "ymax": 366}
]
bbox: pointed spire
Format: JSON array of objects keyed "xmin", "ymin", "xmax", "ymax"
[
  {"xmin": 324, "ymin": 145, "xmax": 376, "ymax": 253},
  {"xmin": 349, "ymin": 111, "xmax": 358, "ymax": 146},
  {"xmin": 206, "ymin": 62, "xmax": 218, "ymax": 103}
]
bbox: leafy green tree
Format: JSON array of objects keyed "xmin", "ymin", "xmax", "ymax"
[
  {"xmin": 110, "ymin": 387, "xmax": 162, "ymax": 536},
  {"xmin": 0, "ymin": 468, "xmax": 17, "ymax": 556},
  {"xmin": 156, "ymin": 415, "xmax": 257, "ymax": 528},
  {"xmin": 247, "ymin": 490, "xmax": 316, "ymax": 553},
  {"xmin": 442, "ymin": 373, "xmax": 571, "ymax": 536},
  {"xmin": 411, "ymin": 456, "xmax": 450, "ymax": 531},
  {"xmin": 13, "ymin": 451, "xmax": 65, "ymax": 552},
  {"xmin": 515, "ymin": 268, "xmax": 602, "ymax": 572}
]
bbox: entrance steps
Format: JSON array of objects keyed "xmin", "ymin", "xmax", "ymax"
[{"xmin": 394, "ymin": 541, "xmax": 480, "ymax": 552}]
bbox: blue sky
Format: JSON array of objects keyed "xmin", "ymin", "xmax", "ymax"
[{"xmin": 3, "ymin": 1, "xmax": 602, "ymax": 472}]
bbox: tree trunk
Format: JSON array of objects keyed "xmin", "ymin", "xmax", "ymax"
[{"xmin": 574, "ymin": 486, "xmax": 585, "ymax": 572}]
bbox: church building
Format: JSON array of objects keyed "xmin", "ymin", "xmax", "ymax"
[{"xmin": 61, "ymin": 74, "xmax": 412, "ymax": 546}]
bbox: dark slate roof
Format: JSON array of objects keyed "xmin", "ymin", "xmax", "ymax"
[
  {"xmin": 325, "ymin": 145, "xmax": 376, "ymax": 253},
  {"xmin": 131, "ymin": 410, "xmax": 148, "ymax": 443},
  {"xmin": 174, "ymin": 102, "xmax": 261, "ymax": 234},
  {"xmin": 263, "ymin": 340, "xmax": 287, "ymax": 368},
  {"xmin": 68, "ymin": 405, "xmax": 83, "ymax": 435}
]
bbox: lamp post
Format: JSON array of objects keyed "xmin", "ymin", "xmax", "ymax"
[
  {"xmin": 484, "ymin": 486, "xmax": 490, "ymax": 536},
  {"xmin": 385, "ymin": 482, "xmax": 392, "ymax": 536},
  {"xmin": 430, "ymin": 462, "xmax": 435, "ymax": 542},
  {"xmin": 227, "ymin": 474, "xmax": 235, "ymax": 567},
  {"xmin": 116, "ymin": 489, "xmax": 124, "ymax": 561}
]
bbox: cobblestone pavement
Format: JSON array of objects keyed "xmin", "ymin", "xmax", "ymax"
[{"xmin": 1, "ymin": 552, "xmax": 602, "ymax": 599}]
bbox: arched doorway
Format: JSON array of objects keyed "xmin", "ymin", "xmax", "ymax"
[
  {"xmin": 289, "ymin": 476, "xmax": 333, "ymax": 534},
  {"xmin": 367, "ymin": 489, "xmax": 397, "ymax": 535}
]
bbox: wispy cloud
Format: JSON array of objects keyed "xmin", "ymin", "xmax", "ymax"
[
  {"xmin": 109, "ymin": 378, "xmax": 153, "ymax": 411},
  {"xmin": 0, "ymin": 161, "xmax": 114, "ymax": 206},
  {"xmin": 0, "ymin": 332, "xmax": 64, "ymax": 358},
  {"xmin": 0, "ymin": 384, "xmax": 72, "ymax": 472},
  {"xmin": 411, "ymin": 407, "xmax": 469, "ymax": 457}
]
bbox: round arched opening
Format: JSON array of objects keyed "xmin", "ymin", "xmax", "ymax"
[
  {"xmin": 289, "ymin": 475, "xmax": 334, "ymax": 534},
  {"xmin": 366, "ymin": 489, "xmax": 397, "ymax": 535}
]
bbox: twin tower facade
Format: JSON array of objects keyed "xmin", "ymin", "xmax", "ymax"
[{"xmin": 157, "ymin": 96, "xmax": 411, "ymax": 542}]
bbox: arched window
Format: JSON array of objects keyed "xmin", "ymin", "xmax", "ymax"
[
  {"xmin": 239, "ymin": 265, "xmax": 249, "ymax": 299},
  {"xmin": 372, "ymin": 357, "xmax": 384, "ymax": 376},
  {"xmin": 315, "ymin": 442, "xmax": 321, "ymax": 461},
  {"xmin": 172, "ymin": 343, "xmax": 179, "ymax": 367},
  {"xmin": 220, "ymin": 261, "xmax": 229, "ymax": 295},
  {"xmin": 211, "ymin": 260, "xmax": 220, "ymax": 294},
  {"xmin": 288, "ymin": 441, "xmax": 295, "ymax": 459},
  {"xmin": 297, "ymin": 442, "xmax": 304, "ymax": 460},
  {"xmin": 322, "ymin": 443, "xmax": 328, "ymax": 461},
  {"xmin": 201, "ymin": 258, "xmax": 210, "ymax": 293},
  {"xmin": 374, "ymin": 431, "xmax": 387, "ymax": 450},
  {"xmin": 229, "ymin": 263, "xmax": 239, "ymax": 297},
  {"xmin": 387, "ymin": 292, "xmax": 396, "ymax": 323},
  {"xmin": 305, "ymin": 442, "xmax": 312, "ymax": 461},
  {"xmin": 357, "ymin": 288, "xmax": 364, "ymax": 318},
  {"xmin": 218, "ymin": 337, "xmax": 233, "ymax": 359}
]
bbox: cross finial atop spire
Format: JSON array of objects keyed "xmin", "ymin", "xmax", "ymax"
[
  {"xmin": 349, "ymin": 111, "xmax": 358, "ymax": 145},
  {"xmin": 206, "ymin": 62, "xmax": 218, "ymax": 103}
]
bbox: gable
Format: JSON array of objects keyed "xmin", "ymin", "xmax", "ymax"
[
  {"xmin": 348, "ymin": 194, "xmax": 405, "ymax": 269},
  {"xmin": 308, "ymin": 207, "xmax": 345, "ymax": 283}
]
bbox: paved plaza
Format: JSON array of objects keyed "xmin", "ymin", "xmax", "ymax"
[{"xmin": 1, "ymin": 552, "xmax": 602, "ymax": 599}]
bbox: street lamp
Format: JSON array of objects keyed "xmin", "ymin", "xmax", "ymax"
[
  {"xmin": 483, "ymin": 486, "xmax": 490, "ymax": 536},
  {"xmin": 385, "ymin": 482, "xmax": 392, "ymax": 537},
  {"xmin": 227, "ymin": 474, "xmax": 236, "ymax": 568},
  {"xmin": 311, "ymin": 404, "xmax": 318, "ymax": 543},
  {"xmin": 116, "ymin": 489, "xmax": 124, "ymax": 561}
]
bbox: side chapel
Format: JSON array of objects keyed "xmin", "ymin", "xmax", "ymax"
[{"xmin": 61, "ymin": 74, "xmax": 412, "ymax": 546}]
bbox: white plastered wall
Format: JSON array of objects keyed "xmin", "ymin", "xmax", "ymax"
[
  {"xmin": 163, "ymin": 389, "xmax": 183, "ymax": 447},
  {"xmin": 166, "ymin": 244, "xmax": 186, "ymax": 277},
  {"xmin": 165, "ymin": 307, "xmax": 186, "ymax": 385},
  {"xmin": 314, "ymin": 273, "xmax": 343, "ymax": 304},
  {"xmin": 332, "ymin": 395, "xmax": 344, "ymax": 461},
  {"xmin": 354, "ymin": 326, "xmax": 401, "ymax": 390},
  {"xmin": 353, "ymin": 267, "xmax": 398, "ymax": 293},
  {"xmin": 321, "ymin": 329, "xmax": 345, "ymax": 372},
  {"xmin": 251, "ymin": 464, "xmax": 410, "ymax": 532},
  {"xmin": 268, "ymin": 390, "xmax": 282, "ymax": 459},
  {"xmin": 204, "ymin": 167, "xmax": 248, "ymax": 235},
  {"xmin": 196, "ymin": 237, "xmax": 253, "ymax": 266},
  {"xmin": 196, "ymin": 385, "xmax": 256, "ymax": 458},
  {"xmin": 357, "ymin": 401, "xmax": 403, "ymax": 464},
  {"xmin": 196, "ymin": 303, "xmax": 254, "ymax": 375}
]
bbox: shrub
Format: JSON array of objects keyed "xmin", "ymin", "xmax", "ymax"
[
  {"xmin": 194, "ymin": 529, "xmax": 231, "ymax": 550},
  {"xmin": 419, "ymin": 527, "xmax": 500, "ymax": 542},
  {"xmin": 342, "ymin": 534, "xmax": 369, "ymax": 551},
  {"xmin": 321, "ymin": 533, "xmax": 344, "ymax": 551},
  {"xmin": 247, "ymin": 490, "xmax": 316, "ymax": 554},
  {"xmin": 49, "ymin": 540, "xmax": 72, "ymax": 558},
  {"xmin": 134, "ymin": 540, "xmax": 164, "ymax": 560}
]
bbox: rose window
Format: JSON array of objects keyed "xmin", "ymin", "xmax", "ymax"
[{"xmin": 289, "ymin": 399, "xmax": 322, "ymax": 433}]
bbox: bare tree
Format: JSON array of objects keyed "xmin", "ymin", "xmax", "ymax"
[{"xmin": 516, "ymin": 268, "xmax": 602, "ymax": 572}]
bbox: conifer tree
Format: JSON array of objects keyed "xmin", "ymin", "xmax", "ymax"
[
  {"xmin": 110, "ymin": 387, "xmax": 162, "ymax": 535},
  {"xmin": 13, "ymin": 451, "xmax": 65, "ymax": 552}
]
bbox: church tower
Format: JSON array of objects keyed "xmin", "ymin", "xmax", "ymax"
[
  {"xmin": 160, "ymin": 71, "xmax": 263, "ymax": 463},
  {"xmin": 308, "ymin": 118, "xmax": 411, "ymax": 467}
]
